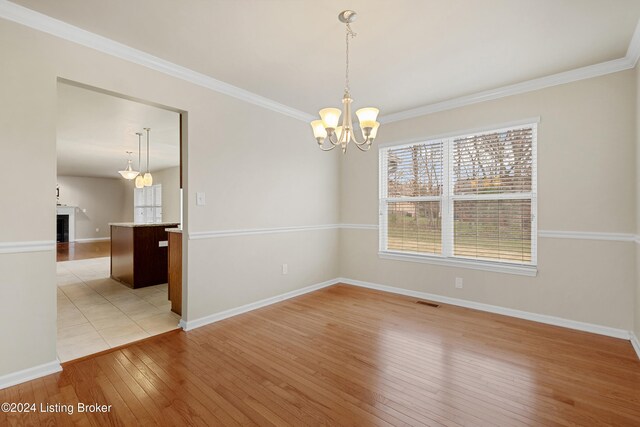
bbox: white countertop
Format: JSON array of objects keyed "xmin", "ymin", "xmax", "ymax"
[{"xmin": 109, "ymin": 222, "xmax": 180, "ymax": 228}]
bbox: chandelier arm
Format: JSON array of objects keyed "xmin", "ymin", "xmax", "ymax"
[
  {"xmin": 354, "ymin": 141, "xmax": 372, "ymax": 152},
  {"xmin": 327, "ymin": 132, "xmax": 340, "ymax": 146},
  {"xmin": 318, "ymin": 142, "xmax": 337, "ymax": 151},
  {"xmin": 352, "ymin": 133, "xmax": 372, "ymax": 145}
]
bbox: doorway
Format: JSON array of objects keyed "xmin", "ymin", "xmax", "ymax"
[{"xmin": 55, "ymin": 80, "xmax": 186, "ymax": 362}]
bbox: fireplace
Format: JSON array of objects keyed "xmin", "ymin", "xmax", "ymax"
[
  {"xmin": 56, "ymin": 206, "xmax": 76, "ymax": 243},
  {"xmin": 57, "ymin": 214, "xmax": 69, "ymax": 243}
]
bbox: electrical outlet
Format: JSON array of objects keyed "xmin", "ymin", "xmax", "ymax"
[
  {"xmin": 455, "ymin": 277, "xmax": 463, "ymax": 289},
  {"xmin": 282, "ymin": 264, "xmax": 288, "ymax": 275},
  {"xmin": 95, "ymin": 228, "xmax": 99, "ymax": 233},
  {"xmin": 196, "ymin": 192, "xmax": 206, "ymax": 206}
]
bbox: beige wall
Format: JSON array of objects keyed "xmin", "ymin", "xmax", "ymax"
[
  {"xmin": 152, "ymin": 166, "xmax": 181, "ymax": 224},
  {"xmin": 0, "ymin": 19, "xmax": 339, "ymax": 378},
  {"xmin": 57, "ymin": 176, "xmax": 129, "ymax": 240},
  {"xmin": 340, "ymin": 70, "xmax": 637, "ymax": 330}
]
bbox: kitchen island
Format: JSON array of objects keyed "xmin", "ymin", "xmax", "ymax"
[{"xmin": 110, "ymin": 222, "xmax": 179, "ymax": 289}]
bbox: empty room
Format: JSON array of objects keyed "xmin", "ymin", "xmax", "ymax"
[{"xmin": 1, "ymin": 1, "xmax": 639, "ymax": 426}]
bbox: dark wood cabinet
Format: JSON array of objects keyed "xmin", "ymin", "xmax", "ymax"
[{"xmin": 110, "ymin": 223, "xmax": 179, "ymax": 289}]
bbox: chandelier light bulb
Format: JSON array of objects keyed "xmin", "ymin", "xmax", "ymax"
[
  {"xmin": 356, "ymin": 108, "xmax": 379, "ymax": 129},
  {"xmin": 368, "ymin": 122, "xmax": 380, "ymax": 139},
  {"xmin": 319, "ymin": 108, "xmax": 341, "ymax": 129},
  {"xmin": 310, "ymin": 120, "xmax": 328, "ymax": 140}
]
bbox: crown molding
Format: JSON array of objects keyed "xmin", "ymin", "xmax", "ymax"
[
  {"xmin": 1, "ymin": 0, "xmax": 638, "ymax": 125},
  {"xmin": 626, "ymin": 19, "xmax": 640, "ymax": 67},
  {"xmin": 0, "ymin": 0, "xmax": 315, "ymax": 123},
  {"xmin": 380, "ymin": 57, "xmax": 635, "ymax": 123}
]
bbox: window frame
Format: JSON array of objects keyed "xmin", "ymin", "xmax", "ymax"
[{"xmin": 378, "ymin": 120, "xmax": 538, "ymax": 277}]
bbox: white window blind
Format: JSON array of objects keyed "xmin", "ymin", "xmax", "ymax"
[
  {"xmin": 380, "ymin": 123, "xmax": 537, "ymax": 269},
  {"xmin": 382, "ymin": 141, "xmax": 443, "ymax": 255}
]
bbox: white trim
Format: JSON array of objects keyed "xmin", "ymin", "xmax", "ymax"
[
  {"xmin": 630, "ymin": 332, "xmax": 640, "ymax": 360},
  {"xmin": 0, "ymin": 240, "xmax": 56, "ymax": 254},
  {"xmin": 339, "ymin": 223, "xmax": 379, "ymax": 230},
  {"xmin": 539, "ymin": 230, "xmax": 636, "ymax": 242},
  {"xmin": 73, "ymin": 237, "xmax": 110, "ymax": 243},
  {"xmin": 338, "ymin": 277, "xmax": 631, "ymax": 340},
  {"xmin": 380, "ymin": 58, "xmax": 634, "ymax": 123},
  {"xmin": 187, "ymin": 223, "xmax": 640, "ymax": 244},
  {"xmin": 181, "ymin": 279, "xmax": 336, "ymax": 331},
  {"xmin": 626, "ymin": 19, "xmax": 640, "ymax": 67},
  {"xmin": 0, "ymin": 360, "xmax": 62, "ymax": 390},
  {"xmin": 379, "ymin": 251, "xmax": 538, "ymax": 277},
  {"xmin": 189, "ymin": 224, "xmax": 340, "ymax": 240},
  {"xmin": 0, "ymin": 0, "xmax": 314, "ymax": 123},
  {"xmin": 1, "ymin": 0, "xmax": 638, "ymax": 125},
  {"xmin": 340, "ymin": 224, "xmax": 638, "ymax": 243}
]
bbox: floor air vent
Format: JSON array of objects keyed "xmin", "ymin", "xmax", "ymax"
[{"xmin": 416, "ymin": 300, "xmax": 440, "ymax": 308}]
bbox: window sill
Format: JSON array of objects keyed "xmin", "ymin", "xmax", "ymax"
[{"xmin": 378, "ymin": 251, "xmax": 538, "ymax": 277}]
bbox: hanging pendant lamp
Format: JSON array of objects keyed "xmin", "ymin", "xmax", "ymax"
[
  {"xmin": 134, "ymin": 132, "xmax": 145, "ymax": 188},
  {"xmin": 118, "ymin": 151, "xmax": 139, "ymax": 179},
  {"xmin": 143, "ymin": 128, "xmax": 153, "ymax": 187}
]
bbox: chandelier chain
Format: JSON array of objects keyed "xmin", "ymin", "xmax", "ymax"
[{"xmin": 345, "ymin": 23, "xmax": 356, "ymax": 95}]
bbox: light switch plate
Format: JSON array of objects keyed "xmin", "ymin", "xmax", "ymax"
[{"xmin": 196, "ymin": 192, "xmax": 206, "ymax": 206}]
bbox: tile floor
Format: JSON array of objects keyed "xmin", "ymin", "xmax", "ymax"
[{"xmin": 57, "ymin": 257, "xmax": 180, "ymax": 362}]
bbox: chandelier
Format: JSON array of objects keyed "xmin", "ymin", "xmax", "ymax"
[{"xmin": 310, "ymin": 10, "xmax": 380, "ymax": 153}]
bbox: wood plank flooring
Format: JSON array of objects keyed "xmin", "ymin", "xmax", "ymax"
[
  {"xmin": 57, "ymin": 241, "xmax": 110, "ymax": 262},
  {"xmin": 2, "ymin": 284, "xmax": 639, "ymax": 426}
]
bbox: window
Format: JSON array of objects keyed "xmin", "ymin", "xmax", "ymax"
[
  {"xmin": 379, "ymin": 123, "xmax": 537, "ymax": 274},
  {"xmin": 134, "ymin": 184, "xmax": 162, "ymax": 224}
]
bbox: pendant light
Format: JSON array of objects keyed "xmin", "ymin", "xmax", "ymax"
[
  {"xmin": 118, "ymin": 151, "xmax": 139, "ymax": 179},
  {"xmin": 310, "ymin": 10, "xmax": 380, "ymax": 153},
  {"xmin": 143, "ymin": 127, "xmax": 153, "ymax": 186},
  {"xmin": 134, "ymin": 132, "xmax": 145, "ymax": 188}
]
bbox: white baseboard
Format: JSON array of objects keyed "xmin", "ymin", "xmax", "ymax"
[
  {"xmin": 73, "ymin": 237, "xmax": 110, "ymax": 243},
  {"xmin": 631, "ymin": 332, "xmax": 640, "ymax": 359},
  {"xmin": 0, "ymin": 360, "xmax": 62, "ymax": 390},
  {"xmin": 337, "ymin": 277, "xmax": 632, "ymax": 340},
  {"xmin": 181, "ymin": 279, "xmax": 337, "ymax": 331}
]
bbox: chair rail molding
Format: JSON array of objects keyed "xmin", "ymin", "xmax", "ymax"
[{"xmin": 0, "ymin": 240, "xmax": 56, "ymax": 254}]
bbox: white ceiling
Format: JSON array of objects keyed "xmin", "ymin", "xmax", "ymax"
[
  {"xmin": 57, "ymin": 82, "xmax": 180, "ymax": 178},
  {"xmin": 13, "ymin": 1, "xmax": 640, "ymax": 117}
]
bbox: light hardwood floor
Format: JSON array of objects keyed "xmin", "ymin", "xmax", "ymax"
[
  {"xmin": 57, "ymin": 241, "xmax": 111, "ymax": 262},
  {"xmin": 2, "ymin": 284, "xmax": 639, "ymax": 426}
]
